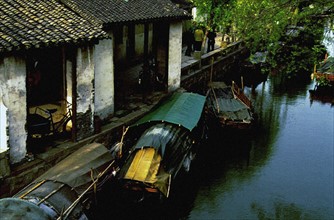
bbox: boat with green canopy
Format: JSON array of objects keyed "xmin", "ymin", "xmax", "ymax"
[{"xmin": 116, "ymin": 91, "xmax": 207, "ymax": 202}]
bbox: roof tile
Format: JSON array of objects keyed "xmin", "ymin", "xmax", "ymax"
[
  {"xmin": 61, "ymin": 0, "xmax": 192, "ymax": 25},
  {"xmin": 0, "ymin": 0, "xmax": 107, "ymax": 53}
]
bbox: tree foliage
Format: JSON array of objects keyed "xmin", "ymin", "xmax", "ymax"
[
  {"xmin": 192, "ymin": 0, "xmax": 334, "ymax": 78},
  {"xmin": 192, "ymin": 0, "xmax": 333, "ymax": 50}
]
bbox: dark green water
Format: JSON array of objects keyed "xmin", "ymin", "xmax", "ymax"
[
  {"xmin": 185, "ymin": 78, "xmax": 334, "ymax": 220},
  {"xmin": 95, "ymin": 77, "xmax": 333, "ymax": 220}
]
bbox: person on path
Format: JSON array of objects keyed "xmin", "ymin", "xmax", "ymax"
[
  {"xmin": 194, "ymin": 26, "xmax": 204, "ymax": 51},
  {"xmin": 207, "ymin": 28, "xmax": 217, "ymax": 52}
]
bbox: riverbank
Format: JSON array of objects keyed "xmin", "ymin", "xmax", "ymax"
[{"xmin": 0, "ymin": 39, "xmax": 243, "ymax": 198}]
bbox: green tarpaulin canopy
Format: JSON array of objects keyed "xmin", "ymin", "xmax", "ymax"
[{"xmin": 135, "ymin": 92, "xmax": 206, "ymax": 131}]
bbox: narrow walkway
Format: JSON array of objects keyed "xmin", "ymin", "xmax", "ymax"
[
  {"xmin": 114, "ymin": 33, "xmax": 225, "ymax": 117},
  {"xmin": 3, "ymin": 33, "xmax": 233, "ymax": 198}
]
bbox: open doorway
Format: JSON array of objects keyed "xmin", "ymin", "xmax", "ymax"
[
  {"xmin": 26, "ymin": 48, "xmax": 72, "ymax": 153},
  {"xmin": 27, "ymin": 48, "xmax": 63, "ymax": 105}
]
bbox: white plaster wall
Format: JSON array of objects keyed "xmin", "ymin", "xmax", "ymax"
[
  {"xmin": 94, "ymin": 38, "xmax": 114, "ymax": 120},
  {"xmin": 76, "ymin": 46, "xmax": 95, "ymax": 132},
  {"xmin": 76, "ymin": 46, "xmax": 95, "ymax": 113},
  {"xmin": 65, "ymin": 59, "xmax": 73, "ymax": 104},
  {"xmin": 0, "ymin": 99, "xmax": 8, "ymax": 153},
  {"xmin": 168, "ymin": 21, "xmax": 183, "ymax": 92},
  {"xmin": 0, "ymin": 55, "xmax": 27, "ymax": 163}
]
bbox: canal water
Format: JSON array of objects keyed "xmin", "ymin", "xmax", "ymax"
[
  {"xmin": 184, "ymin": 77, "xmax": 333, "ymax": 220},
  {"xmin": 95, "ymin": 75, "xmax": 333, "ymax": 219}
]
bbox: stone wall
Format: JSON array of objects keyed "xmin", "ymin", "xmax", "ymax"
[
  {"xmin": 168, "ymin": 21, "xmax": 183, "ymax": 92},
  {"xmin": 94, "ymin": 38, "xmax": 115, "ymax": 121},
  {"xmin": 181, "ymin": 42, "xmax": 248, "ymax": 91},
  {"xmin": 76, "ymin": 46, "xmax": 95, "ymax": 140},
  {"xmin": 0, "ymin": 54, "xmax": 27, "ymax": 164}
]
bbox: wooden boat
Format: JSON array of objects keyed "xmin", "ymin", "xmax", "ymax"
[
  {"xmin": 0, "ymin": 143, "xmax": 116, "ymax": 219},
  {"xmin": 310, "ymin": 56, "xmax": 334, "ymax": 95},
  {"xmin": 116, "ymin": 92, "xmax": 207, "ymax": 202},
  {"xmin": 206, "ymin": 81, "xmax": 254, "ymax": 130},
  {"xmin": 311, "ymin": 56, "xmax": 334, "ymax": 83}
]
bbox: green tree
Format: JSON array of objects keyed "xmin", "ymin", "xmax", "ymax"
[
  {"xmin": 192, "ymin": 0, "xmax": 333, "ymax": 50},
  {"xmin": 192, "ymin": 0, "xmax": 230, "ymax": 28},
  {"xmin": 192, "ymin": 0, "xmax": 333, "ymax": 78}
]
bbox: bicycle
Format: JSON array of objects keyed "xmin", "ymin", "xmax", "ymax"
[
  {"xmin": 28, "ymin": 100, "xmax": 72, "ymax": 139},
  {"xmin": 138, "ymin": 57, "xmax": 165, "ymax": 92}
]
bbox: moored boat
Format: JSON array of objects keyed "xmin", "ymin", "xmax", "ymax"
[
  {"xmin": 309, "ymin": 56, "xmax": 334, "ymax": 104},
  {"xmin": 310, "ymin": 56, "xmax": 334, "ymax": 95},
  {"xmin": 116, "ymin": 91, "xmax": 207, "ymax": 203},
  {"xmin": 206, "ymin": 81, "xmax": 254, "ymax": 130},
  {"xmin": 0, "ymin": 143, "xmax": 117, "ymax": 219}
]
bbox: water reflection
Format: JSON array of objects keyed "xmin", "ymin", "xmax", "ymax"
[
  {"xmin": 94, "ymin": 74, "xmax": 333, "ymax": 220},
  {"xmin": 188, "ymin": 76, "xmax": 333, "ymax": 220},
  {"xmin": 251, "ymin": 201, "xmax": 311, "ymax": 220}
]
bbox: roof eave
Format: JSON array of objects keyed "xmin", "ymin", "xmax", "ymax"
[{"xmin": 102, "ymin": 15, "xmax": 192, "ymax": 29}]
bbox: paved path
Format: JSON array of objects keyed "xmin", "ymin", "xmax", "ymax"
[{"xmin": 115, "ymin": 33, "xmax": 226, "ymax": 114}]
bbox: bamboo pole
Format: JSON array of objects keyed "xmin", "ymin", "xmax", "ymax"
[
  {"xmin": 118, "ymin": 126, "xmax": 129, "ymax": 158},
  {"xmin": 19, "ymin": 180, "xmax": 46, "ymax": 199},
  {"xmin": 241, "ymin": 76, "xmax": 244, "ymax": 91},
  {"xmin": 211, "ymin": 88, "xmax": 220, "ymax": 113},
  {"xmin": 58, "ymin": 160, "xmax": 115, "ymax": 220}
]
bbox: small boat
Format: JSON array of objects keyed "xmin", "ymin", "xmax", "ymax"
[
  {"xmin": 116, "ymin": 91, "xmax": 207, "ymax": 203},
  {"xmin": 310, "ymin": 56, "xmax": 334, "ymax": 97},
  {"xmin": 0, "ymin": 143, "xmax": 117, "ymax": 219},
  {"xmin": 206, "ymin": 81, "xmax": 254, "ymax": 130}
]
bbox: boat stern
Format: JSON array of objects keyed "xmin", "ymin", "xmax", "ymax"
[{"xmin": 118, "ymin": 147, "xmax": 171, "ymax": 202}]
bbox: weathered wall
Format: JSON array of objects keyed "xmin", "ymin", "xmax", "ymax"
[
  {"xmin": 76, "ymin": 46, "xmax": 95, "ymax": 140},
  {"xmin": 65, "ymin": 54, "xmax": 73, "ymax": 104},
  {"xmin": 0, "ymin": 54, "xmax": 27, "ymax": 164},
  {"xmin": 94, "ymin": 38, "xmax": 114, "ymax": 120},
  {"xmin": 0, "ymin": 100, "xmax": 10, "ymax": 178},
  {"xmin": 0, "ymin": 98, "xmax": 8, "ymax": 153},
  {"xmin": 168, "ymin": 21, "xmax": 183, "ymax": 92}
]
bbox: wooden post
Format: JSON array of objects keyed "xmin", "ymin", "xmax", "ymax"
[{"xmin": 241, "ymin": 76, "xmax": 244, "ymax": 91}]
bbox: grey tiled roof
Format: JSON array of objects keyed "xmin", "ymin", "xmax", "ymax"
[
  {"xmin": 0, "ymin": 0, "xmax": 107, "ymax": 53},
  {"xmin": 61, "ymin": 0, "xmax": 192, "ymax": 25}
]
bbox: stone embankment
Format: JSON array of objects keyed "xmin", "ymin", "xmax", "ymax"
[{"xmin": 0, "ymin": 41, "xmax": 246, "ymax": 198}]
